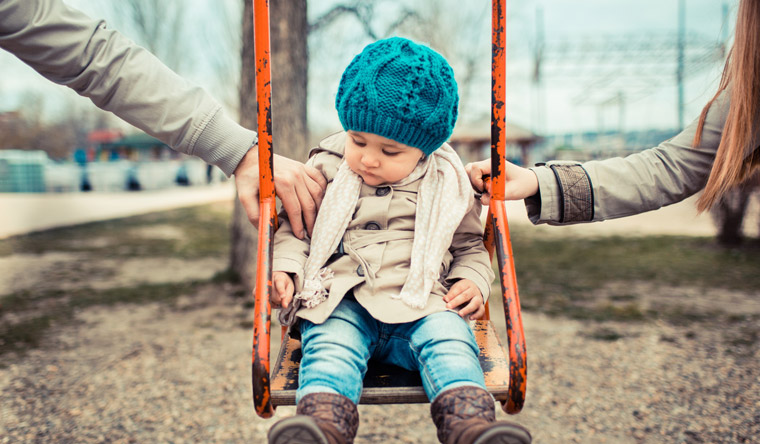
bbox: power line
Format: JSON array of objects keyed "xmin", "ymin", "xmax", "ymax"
[{"xmin": 533, "ymin": 2, "xmax": 729, "ymax": 131}]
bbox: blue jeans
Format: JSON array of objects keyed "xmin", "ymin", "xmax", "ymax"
[{"xmin": 296, "ymin": 297, "xmax": 486, "ymax": 404}]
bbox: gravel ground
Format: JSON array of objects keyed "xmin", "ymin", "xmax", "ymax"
[{"xmin": 1, "ymin": 283, "xmax": 757, "ymax": 444}]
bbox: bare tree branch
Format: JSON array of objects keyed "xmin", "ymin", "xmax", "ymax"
[
  {"xmin": 309, "ymin": 2, "xmax": 378, "ymax": 40},
  {"xmin": 382, "ymin": 9, "xmax": 419, "ymax": 36}
]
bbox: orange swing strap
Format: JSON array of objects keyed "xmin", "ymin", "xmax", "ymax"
[
  {"xmin": 251, "ymin": 0, "xmax": 277, "ymax": 419},
  {"xmin": 488, "ymin": 0, "xmax": 527, "ymax": 414},
  {"xmin": 251, "ymin": 0, "xmax": 526, "ymax": 419}
]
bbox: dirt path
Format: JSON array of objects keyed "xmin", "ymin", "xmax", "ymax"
[
  {"xmin": 1, "ymin": 283, "xmax": 757, "ymax": 443},
  {"xmin": 1, "ymin": 198, "xmax": 758, "ymax": 443}
]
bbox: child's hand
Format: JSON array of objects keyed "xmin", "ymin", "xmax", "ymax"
[
  {"xmin": 444, "ymin": 279, "xmax": 485, "ymax": 320},
  {"xmin": 272, "ymin": 271, "xmax": 295, "ymax": 308}
]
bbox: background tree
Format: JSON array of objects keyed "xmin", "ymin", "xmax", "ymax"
[
  {"xmin": 109, "ymin": 0, "xmax": 189, "ymax": 74},
  {"xmin": 711, "ymin": 174, "xmax": 760, "ymax": 246}
]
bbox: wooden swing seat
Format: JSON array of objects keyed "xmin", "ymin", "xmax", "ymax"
[{"xmin": 270, "ymin": 320, "xmax": 510, "ymax": 406}]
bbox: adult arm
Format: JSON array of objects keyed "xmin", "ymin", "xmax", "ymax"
[
  {"xmin": 466, "ymin": 91, "xmax": 732, "ymax": 225},
  {"xmin": 1, "ymin": 0, "xmax": 326, "ymax": 234},
  {"xmin": 0, "ymin": 0, "xmax": 252, "ymax": 175},
  {"xmin": 528, "ymin": 91, "xmax": 729, "ymax": 224}
]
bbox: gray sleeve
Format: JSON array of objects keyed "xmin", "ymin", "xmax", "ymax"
[
  {"xmin": 0, "ymin": 0, "xmax": 256, "ymax": 176},
  {"xmin": 526, "ymin": 90, "xmax": 730, "ymax": 225}
]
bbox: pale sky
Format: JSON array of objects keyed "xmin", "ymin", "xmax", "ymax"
[{"xmin": 0, "ymin": 0, "xmax": 735, "ymax": 137}]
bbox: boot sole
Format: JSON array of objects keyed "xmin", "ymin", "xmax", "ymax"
[
  {"xmin": 473, "ymin": 422, "xmax": 532, "ymax": 444},
  {"xmin": 267, "ymin": 416, "xmax": 330, "ymax": 444}
]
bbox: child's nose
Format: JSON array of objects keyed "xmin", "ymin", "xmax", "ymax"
[{"xmin": 361, "ymin": 154, "xmax": 379, "ymax": 167}]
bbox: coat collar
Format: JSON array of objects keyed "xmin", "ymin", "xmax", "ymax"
[{"xmin": 309, "ymin": 131, "xmax": 346, "ymax": 159}]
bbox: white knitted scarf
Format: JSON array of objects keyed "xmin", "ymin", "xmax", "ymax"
[{"xmin": 295, "ymin": 143, "xmax": 472, "ymax": 310}]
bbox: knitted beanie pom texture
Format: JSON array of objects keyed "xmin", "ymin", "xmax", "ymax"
[{"xmin": 335, "ymin": 37, "xmax": 459, "ymax": 156}]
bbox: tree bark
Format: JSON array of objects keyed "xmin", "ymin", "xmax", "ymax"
[
  {"xmin": 711, "ymin": 188, "xmax": 751, "ymax": 246},
  {"xmin": 270, "ymin": 0, "xmax": 309, "ymax": 161},
  {"xmin": 229, "ymin": 0, "xmax": 309, "ymax": 290}
]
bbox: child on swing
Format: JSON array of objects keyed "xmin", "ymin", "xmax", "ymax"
[{"xmin": 268, "ymin": 37, "xmax": 532, "ymax": 444}]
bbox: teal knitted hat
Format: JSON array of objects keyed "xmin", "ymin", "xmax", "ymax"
[{"xmin": 335, "ymin": 37, "xmax": 459, "ymax": 156}]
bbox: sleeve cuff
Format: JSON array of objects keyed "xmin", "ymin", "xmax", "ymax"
[
  {"xmin": 190, "ymin": 107, "xmax": 258, "ymax": 176},
  {"xmin": 527, "ymin": 165, "xmax": 561, "ymax": 223},
  {"xmin": 527, "ymin": 163, "xmax": 594, "ymax": 224},
  {"xmin": 549, "ymin": 163, "xmax": 594, "ymax": 223}
]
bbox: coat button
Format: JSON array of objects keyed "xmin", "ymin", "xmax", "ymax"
[
  {"xmin": 364, "ymin": 222, "xmax": 381, "ymax": 230},
  {"xmin": 356, "ymin": 265, "xmax": 365, "ymax": 277},
  {"xmin": 375, "ymin": 186, "xmax": 391, "ymax": 196}
]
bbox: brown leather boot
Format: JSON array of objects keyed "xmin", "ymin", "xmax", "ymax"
[
  {"xmin": 267, "ymin": 393, "xmax": 359, "ymax": 444},
  {"xmin": 431, "ymin": 386, "xmax": 532, "ymax": 444}
]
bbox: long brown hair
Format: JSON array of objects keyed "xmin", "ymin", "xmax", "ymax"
[{"xmin": 693, "ymin": 0, "xmax": 760, "ymax": 211}]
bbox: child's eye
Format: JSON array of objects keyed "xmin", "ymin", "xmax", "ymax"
[
  {"xmin": 383, "ymin": 150, "xmax": 400, "ymax": 156},
  {"xmin": 352, "ymin": 138, "xmax": 366, "ymax": 147}
]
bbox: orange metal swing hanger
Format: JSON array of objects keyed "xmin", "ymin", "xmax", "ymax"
[{"xmin": 251, "ymin": 0, "xmax": 276, "ymax": 419}]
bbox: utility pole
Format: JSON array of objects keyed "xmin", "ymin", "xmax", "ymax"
[
  {"xmin": 532, "ymin": 6, "xmax": 545, "ymax": 135},
  {"xmin": 676, "ymin": 0, "xmax": 685, "ymax": 130}
]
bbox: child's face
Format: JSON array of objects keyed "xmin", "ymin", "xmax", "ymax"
[{"xmin": 344, "ymin": 131, "xmax": 425, "ymax": 186}]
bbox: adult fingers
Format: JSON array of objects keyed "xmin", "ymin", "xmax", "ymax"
[
  {"xmin": 304, "ymin": 165, "xmax": 327, "ymax": 210},
  {"xmin": 465, "ymin": 162, "xmax": 485, "ymax": 192},
  {"xmin": 239, "ymin": 190, "xmax": 261, "ymax": 226},
  {"xmin": 292, "ymin": 178, "xmax": 318, "ymax": 237},
  {"xmin": 278, "ymin": 188, "xmax": 306, "ymax": 239},
  {"xmin": 233, "ymin": 147, "xmax": 262, "ymax": 227}
]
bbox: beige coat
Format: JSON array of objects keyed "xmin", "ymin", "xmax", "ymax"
[{"xmin": 273, "ymin": 132, "xmax": 494, "ymax": 325}]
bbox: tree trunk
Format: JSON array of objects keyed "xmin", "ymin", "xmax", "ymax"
[
  {"xmin": 229, "ymin": 0, "xmax": 309, "ymax": 291},
  {"xmin": 711, "ymin": 187, "xmax": 752, "ymax": 247},
  {"xmin": 270, "ymin": 0, "xmax": 309, "ymax": 161}
]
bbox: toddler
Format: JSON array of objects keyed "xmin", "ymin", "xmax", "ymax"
[{"xmin": 268, "ymin": 37, "xmax": 531, "ymax": 444}]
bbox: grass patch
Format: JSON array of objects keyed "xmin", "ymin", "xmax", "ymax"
[
  {"xmin": 0, "ymin": 315, "xmax": 55, "ymax": 356},
  {"xmin": 0, "ymin": 281, "xmax": 209, "ymax": 360},
  {"xmin": 585, "ymin": 327, "xmax": 626, "ymax": 342},
  {"xmin": 0, "ymin": 202, "xmax": 243, "ymax": 361},
  {"xmin": 4, "ymin": 203, "xmax": 758, "ymax": 356},
  {"xmin": 502, "ymin": 227, "xmax": 760, "ymax": 326},
  {"xmin": 511, "ymin": 230, "xmax": 760, "ymax": 293}
]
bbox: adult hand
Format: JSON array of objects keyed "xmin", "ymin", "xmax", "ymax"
[
  {"xmin": 234, "ymin": 146, "xmax": 264, "ymax": 226},
  {"xmin": 273, "ymin": 154, "xmax": 327, "ymax": 239},
  {"xmin": 234, "ymin": 147, "xmax": 327, "ymax": 239},
  {"xmin": 464, "ymin": 158, "xmax": 539, "ymax": 205}
]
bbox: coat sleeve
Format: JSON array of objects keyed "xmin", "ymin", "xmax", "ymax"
[
  {"xmin": 445, "ymin": 200, "xmax": 494, "ymax": 303},
  {"xmin": 0, "ymin": 0, "xmax": 255, "ymax": 176},
  {"xmin": 272, "ymin": 208, "xmax": 311, "ymax": 292},
  {"xmin": 526, "ymin": 90, "xmax": 732, "ymax": 224}
]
